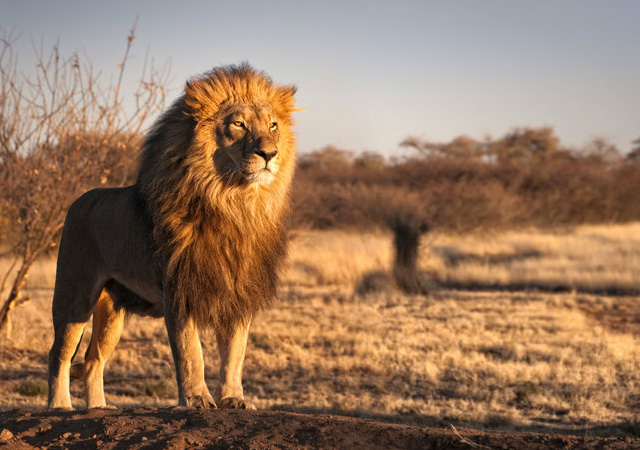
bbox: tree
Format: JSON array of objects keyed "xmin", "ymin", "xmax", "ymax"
[
  {"xmin": 353, "ymin": 151, "xmax": 386, "ymax": 171},
  {"xmin": 353, "ymin": 185, "xmax": 431, "ymax": 294},
  {"xmin": 628, "ymin": 137, "xmax": 640, "ymax": 162},
  {"xmin": 490, "ymin": 127, "xmax": 562, "ymax": 164},
  {"xmin": 297, "ymin": 145, "xmax": 353, "ymax": 171},
  {"xmin": 0, "ymin": 23, "xmax": 169, "ymax": 338},
  {"xmin": 401, "ymin": 135, "xmax": 485, "ymax": 162},
  {"xmin": 582, "ymin": 137, "xmax": 622, "ymax": 166}
]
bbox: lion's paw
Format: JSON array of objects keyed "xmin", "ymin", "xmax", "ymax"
[
  {"xmin": 50, "ymin": 406, "xmax": 74, "ymax": 411},
  {"xmin": 218, "ymin": 397, "xmax": 256, "ymax": 410},
  {"xmin": 88, "ymin": 405, "xmax": 118, "ymax": 410},
  {"xmin": 183, "ymin": 394, "xmax": 217, "ymax": 409}
]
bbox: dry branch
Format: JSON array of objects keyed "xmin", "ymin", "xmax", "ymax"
[{"xmin": 0, "ymin": 24, "xmax": 169, "ymax": 338}]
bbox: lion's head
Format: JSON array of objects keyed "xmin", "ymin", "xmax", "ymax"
[
  {"xmin": 184, "ymin": 64, "xmax": 296, "ymax": 189},
  {"xmin": 138, "ymin": 64, "xmax": 297, "ymax": 207},
  {"xmin": 201, "ymin": 99, "xmax": 285, "ymax": 187}
]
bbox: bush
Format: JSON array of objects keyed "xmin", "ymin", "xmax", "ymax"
[
  {"xmin": 291, "ymin": 130, "xmax": 640, "ymax": 232},
  {"xmin": 16, "ymin": 379, "xmax": 48, "ymax": 397},
  {"xmin": 141, "ymin": 380, "xmax": 173, "ymax": 398}
]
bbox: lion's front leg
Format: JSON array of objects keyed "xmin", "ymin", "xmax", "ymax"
[
  {"xmin": 164, "ymin": 303, "xmax": 215, "ymax": 409},
  {"xmin": 214, "ymin": 320, "xmax": 256, "ymax": 410}
]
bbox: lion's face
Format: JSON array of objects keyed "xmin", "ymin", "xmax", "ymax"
[
  {"xmin": 178, "ymin": 65, "xmax": 296, "ymax": 192},
  {"xmin": 211, "ymin": 104, "xmax": 284, "ymax": 186}
]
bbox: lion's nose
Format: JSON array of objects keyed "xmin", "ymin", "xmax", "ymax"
[{"xmin": 255, "ymin": 149, "xmax": 278, "ymax": 163}]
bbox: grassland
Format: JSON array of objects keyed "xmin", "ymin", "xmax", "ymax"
[{"xmin": 1, "ymin": 223, "xmax": 640, "ymax": 434}]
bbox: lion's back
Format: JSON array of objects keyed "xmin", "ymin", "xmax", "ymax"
[{"xmin": 57, "ymin": 186, "xmax": 161, "ymax": 304}]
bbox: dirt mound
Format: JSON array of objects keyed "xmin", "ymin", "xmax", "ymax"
[{"xmin": 0, "ymin": 408, "xmax": 635, "ymax": 449}]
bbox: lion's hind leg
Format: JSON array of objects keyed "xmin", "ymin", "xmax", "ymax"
[
  {"xmin": 48, "ymin": 321, "xmax": 87, "ymax": 409},
  {"xmin": 84, "ymin": 285, "xmax": 125, "ymax": 409},
  {"xmin": 48, "ymin": 278, "xmax": 100, "ymax": 409}
]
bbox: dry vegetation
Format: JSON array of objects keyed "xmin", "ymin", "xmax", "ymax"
[
  {"xmin": 2, "ymin": 223, "xmax": 640, "ymax": 435},
  {"xmin": 0, "ymin": 24, "xmax": 167, "ymax": 336},
  {"xmin": 426, "ymin": 223, "xmax": 640, "ymax": 294},
  {"xmin": 293, "ymin": 129, "xmax": 640, "ymax": 233}
]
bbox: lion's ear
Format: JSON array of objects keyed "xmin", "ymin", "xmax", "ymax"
[{"xmin": 274, "ymin": 85, "xmax": 297, "ymax": 120}]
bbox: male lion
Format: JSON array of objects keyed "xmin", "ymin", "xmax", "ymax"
[{"xmin": 48, "ymin": 64, "xmax": 297, "ymax": 410}]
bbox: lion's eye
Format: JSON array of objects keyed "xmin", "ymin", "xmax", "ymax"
[
  {"xmin": 232, "ymin": 121, "xmax": 245, "ymax": 128},
  {"xmin": 269, "ymin": 122, "xmax": 278, "ymax": 131}
]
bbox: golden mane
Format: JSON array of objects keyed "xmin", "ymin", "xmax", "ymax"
[{"xmin": 136, "ymin": 64, "xmax": 297, "ymax": 335}]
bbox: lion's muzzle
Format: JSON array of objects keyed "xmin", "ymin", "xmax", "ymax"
[
  {"xmin": 255, "ymin": 149, "xmax": 278, "ymax": 165},
  {"xmin": 243, "ymin": 135, "xmax": 279, "ymax": 185},
  {"xmin": 253, "ymin": 135, "xmax": 278, "ymax": 166}
]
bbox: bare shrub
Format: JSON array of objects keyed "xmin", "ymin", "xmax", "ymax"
[{"xmin": 0, "ymin": 24, "xmax": 168, "ymax": 337}]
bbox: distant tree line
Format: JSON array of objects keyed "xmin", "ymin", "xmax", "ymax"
[{"xmin": 292, "ymin": 127, "xmax": 640, "ymax": 232}]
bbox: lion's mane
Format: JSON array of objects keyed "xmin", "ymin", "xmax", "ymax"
[{"xmin": 135, "ymin": 64, "xmax": 296, "ymax": 335}]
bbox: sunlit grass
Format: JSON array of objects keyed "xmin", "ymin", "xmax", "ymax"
[{"xmin": 424, "ymin": 223, "xmax": 640, "ymax": 292}]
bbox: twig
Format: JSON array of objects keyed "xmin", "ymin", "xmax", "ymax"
[
  {"xmin": 0, "ymin": 254, "xmax": 19, "ymax": 297},
  {"xmin": 450, "ymin": 424, "xmax": 491, "ymax": 449}
]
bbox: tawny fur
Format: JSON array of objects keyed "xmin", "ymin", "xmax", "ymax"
[
  {"xmin": 47, "ymin": 64, "xmax": 297, "ymax": 409},
  {"xmin": 137, "ymin": 64, "xmax": 297, "ymax": 335}
]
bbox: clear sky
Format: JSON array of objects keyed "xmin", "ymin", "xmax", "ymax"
[{"xmin": 2, "ymin": 0, "xmax": 639, "ymax": 155}]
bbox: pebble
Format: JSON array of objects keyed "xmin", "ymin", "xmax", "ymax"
[
  {"xmin": 0, "ymin": 429, "xmax": 13, "ymax": 441},
  {"xmin": 17, "ymin": 412, "xmax": 32, "ymax": 422}
]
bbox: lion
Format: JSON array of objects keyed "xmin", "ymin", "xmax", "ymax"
[{"xmin": 47, "ymin": 64, "xmax": 297, "ymax": 410}]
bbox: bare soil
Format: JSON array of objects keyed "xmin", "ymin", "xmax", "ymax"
[{"xmin": 0, "ymin": 407, "xmax": 636, "ymax": 450}]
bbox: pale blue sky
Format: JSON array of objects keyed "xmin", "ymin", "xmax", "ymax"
[{"xmin": 2, "ymin": 0, "xmax": 639, "ymax": 155}]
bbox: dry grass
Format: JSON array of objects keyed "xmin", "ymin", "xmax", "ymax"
[
  {"xmin": 286, "ymin": 224, "xmax": 640, "ymax": 294},
  {"xmin": 425, "ymin": 223, "xmax": 640, "ymax": 293},
  {"xmin": 1, "ymin": 223, "xmax": 640, "ymax": 433},
  {"xmin": 286, "ymin": 230, "xmax": 392, "ymax": 286}
]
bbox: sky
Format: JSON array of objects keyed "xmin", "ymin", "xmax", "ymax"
[{"xmin": 2, "ymin": 0, "xmax": 639, "ymax": 156}]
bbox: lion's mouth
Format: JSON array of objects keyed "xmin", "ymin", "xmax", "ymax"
[{"xmin": 245, "ymin": 168, "xmax": 275, "ymax": 186}]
